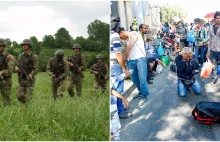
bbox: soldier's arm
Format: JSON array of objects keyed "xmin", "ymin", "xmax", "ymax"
[
  {"xmin": 30, "ymin": 54, "xmax": 38, "ymax": 77},
  {"xmin": 105, "ymin": 64, "xmax": 109, "ymax": 78},
  {"xmin": 59, "ymin": 60, "xmax": 69, "ymax": 80},
  {"xmin": 90, "ymin": 64, "xmax": 96, "ymax": 74},
  {"xmin": 0, "ymin": 55, "xmax": 15, "ymax": 77},
  {"xmin": 46, "ymin": 58, "xmax": 52, "ymax": 75},
  {"xmin": 79, "ymin": 54, "xmax": 86, "ymax": 71}
]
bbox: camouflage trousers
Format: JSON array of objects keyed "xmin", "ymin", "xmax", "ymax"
[
  {"xmin": 67, "ymin": 72, "xmax": 83, "ymax": 97},
  {"xmin": 51, "ymin": 79, "xmax": 66, "ymax": 100},
  {"xmin": 0, "ymin": 77, "xmax": 12, "ymax": 106},
  {"xmin": 93, "ymin": 78, "xmax": 107, "ymax": 93},
  {"xmin": 16, "ymin": 79, "xmax": 35, "ymax": 103}
]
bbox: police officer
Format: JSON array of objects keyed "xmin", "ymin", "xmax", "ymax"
[
  {"xmin": 90, "ymin": 54, "xmax": 108, "ymax": 93},
  {"xmin": 15, "ymin": 39, "xmax": 38, "ymax": 103},
  {"xmin": 46, "ymin": 49, "xmax": 69, "ymax": 100},
  {"xmin": 66, "ymin": 43, "xmax": 86, "ymax": 98},
  {"xmin": 0, "ymin": 38, "xmax": 14, "ymax": 106}
]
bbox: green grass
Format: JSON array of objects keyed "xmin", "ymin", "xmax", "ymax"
[{"xmin": 0, "ymin": 71, "xmax": 109, "ymax": 141}]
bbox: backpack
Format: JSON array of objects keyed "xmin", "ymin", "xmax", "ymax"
[
  {"xmin": 187, "ymin": 30, "xmax": 195, "ymax": 43},
  {"xmin": 145, "ymin": 43, "xmax": 157, "ymax": 60},
  {"xmin": 192, "ymin": 102, "xmax": 220, "ymax": 125}
]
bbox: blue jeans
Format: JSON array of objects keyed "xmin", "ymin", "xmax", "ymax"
[
  {"xmin": 195, "ymin": 45, "xmax": 206, "ymax": 64},
  {"xmin": 127, "ymin": 57, "xmax": 149, "ymax": 97},
  {"xmin": 178, "ymin": 79, "xmax": 201, "ymax": 97}
]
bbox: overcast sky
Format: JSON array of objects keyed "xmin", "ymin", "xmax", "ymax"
[
  {"xmin": 0, "ymin": 1, "xmax": 109, "ymax": 43},
  {"xmin": 149, "ymin": 0, "xmax": 220, "ymax": 22}
]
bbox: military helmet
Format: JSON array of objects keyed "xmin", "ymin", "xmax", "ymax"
[
  {"xmin": 21, "ymin": 39, "xmax": 33, "ymax": 47},
  {"xmin": 96, "ymin": 54, "xmax": 103, "ymax": 59},
  {"xmin": 72, "ymin": 43, "xmax": 81, "ymax": 50},
  {"xmin": 111, "ymin": 16, "xmax": 120, "ymax": 30},
  {"xmin": 0, "ymin": 38, "xmax": 6, "ymax": 46},
  {"xmin": 55, "ymin": 49, "xmax": 64, "ymax": 58}
]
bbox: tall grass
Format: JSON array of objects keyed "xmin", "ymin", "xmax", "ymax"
[{"xmin": 0, "ymin": 71, "xmax": 109, "ymax": 141}]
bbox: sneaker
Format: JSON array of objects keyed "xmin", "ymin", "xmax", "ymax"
[
  {"xmin": 212, "ymin": 77, "xmax": 218, "ymax": 84},
  {"xmin": 149, "ymin": 78, "xmax": 154, "ymax": 80},
  {"xmin": 151, "ymin": 74, "xmax": 156, "ymax": 77},
  {"xmin": 147, "ymin": 81, "xmax": 153, "ymax": 84},
  {"xmin": 133, "ymin": 92, "xmax": 141, "ymax": 99},
  {"xmin": 138, "ymin": 97, "xmax": 148, "ymax": 106},
  {"xmin": 119, "ymin": 112, "xmax": 133, "ymax": 119}
]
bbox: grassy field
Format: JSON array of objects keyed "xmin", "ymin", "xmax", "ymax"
[{"xmin": 0, "ymin": 71, "xmax": 109, "ymax": 141}]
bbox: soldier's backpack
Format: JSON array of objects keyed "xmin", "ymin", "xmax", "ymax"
[{"xmin": 192, "ymin": 102, "xmax": 220, "ymax": 125}]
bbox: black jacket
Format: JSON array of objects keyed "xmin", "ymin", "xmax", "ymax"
[{"xmin": 175, "ymin": 55, "xmax": 199, "ymax": 80}]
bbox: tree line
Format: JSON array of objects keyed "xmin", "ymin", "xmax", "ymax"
[{"xmin": 5, "ymin": 19, "xmax": 109, "ymax": 72}]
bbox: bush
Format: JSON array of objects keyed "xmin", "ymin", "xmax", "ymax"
[{"xmin": 38, "ymin": 50, "xmax": 55, "ymax": 72}]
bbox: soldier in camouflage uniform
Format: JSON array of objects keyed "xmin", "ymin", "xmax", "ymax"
[
  {"xmin": 66, "ymin": 43, "xmax": 86, "ymax": 98},
  {"xmin": 90, "ymin": 54, "xmax": 109, "ymax": 93},
  {"xmin": 0, "ymin": 38, "xmax": 14, "ymax": 106},
  {"xmin": 46, "ymin": 49, "xmax": 69, "ymax": 100},
  {"xmin": 15, "ymin": 39, "xmax": 38, "ymax": 103}
]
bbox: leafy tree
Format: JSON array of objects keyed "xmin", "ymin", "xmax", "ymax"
[
  {"xmin": 160, "ymin": 6, "xmax": 187, "ymax": 23},
  {"xmin": 54, "ymin": 27, "xmax": 72, "ymax": 48},
  {"xmin": 12, "ymin": 41, "xmax": 18, "ymax": 48},
  {"xmin": 38, "ymin": 49, "xmax": 54, "ymax": 72},
  {"xmin": 30, "ymin": 36, "xmax": 41, "ymax": 55},
  {"xmin": 43, "ymin": 35, "xmax": 55, "ymax": 48},
  {"xmin": 5, "ymin": 38, "xmax": 12, "ymax": 47},
  {"xmin": 87, "ymin": 20, "xmax": 109, "ymax": 44}
]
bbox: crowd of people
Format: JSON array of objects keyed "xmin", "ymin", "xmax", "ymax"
[{"xmin": 110, "ymin": 11, "xmax": 220, "ymax": 139}]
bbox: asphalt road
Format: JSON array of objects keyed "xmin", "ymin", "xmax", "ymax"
[{"xmin": 119, "ymin": 68, "xmax": 220, "ymax": 141}]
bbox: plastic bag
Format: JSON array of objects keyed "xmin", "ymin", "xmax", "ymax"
[
  {"xmin": 200, "ymin": 59, "xmax": 213, "ymax": 79},
  {"xmin": 157, "ymin": 42, "xmax": 165, "ymax": 56},
  {"xmin": 160, "ymin": 55, "xmax": 170, "ymax": 66},
  {"xmin": 187, "ymin": 30, "xmax": 195, "ymax": 43},
  {"xmin": 156, "ymin": 62, "xmax": 163, "ymax": 73}
]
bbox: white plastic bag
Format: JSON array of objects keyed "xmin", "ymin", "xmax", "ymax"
[{"xmin": 156, "ymin": 63, "xmax": 163, "ymax": 73}]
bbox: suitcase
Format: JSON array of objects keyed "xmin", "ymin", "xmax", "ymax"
[{"xmin": 192, "ymin": 101, "xmax": 220, "ymax": 125}]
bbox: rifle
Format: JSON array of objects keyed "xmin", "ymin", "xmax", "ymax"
[
  {"xmin": 0, "ymin": 74, "xmax": 6, "ymax": 84},
  {"xmin": 48, "ymin": 72, "xmax": 62, "ymax": 82},
  {"xmin": 67, "ymin": 56, "xmax": 84, "ymax": 77},
  {"xmin": 90, "ymin": 67, "xmax": 106, "ymax": 79},
  {"xmin": 16, "ymin": 63, "xmax": 29, "ymax": 79}
]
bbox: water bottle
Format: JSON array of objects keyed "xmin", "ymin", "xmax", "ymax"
[
  {"xmin": 118, "ymin": 69, "xmax": 134, "ymax": 80},
  {"xmin": 111, "ymin": 117, "xmax": 120, "ymax": 140}
]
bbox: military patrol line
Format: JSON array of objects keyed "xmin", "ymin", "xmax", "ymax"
[{"xmin": 0, "ymin": 38, "xmax": 108, "ymax": 105}]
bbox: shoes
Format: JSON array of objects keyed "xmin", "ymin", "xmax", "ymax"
[
  {"xmin": 147, "ymin": 81, "xmax": 153, "ymax": 84},
  {"xmin": 212, "ymin": 77, "xmax": 218, "ymax": 84},
  {"xmin": 149, "ymin": 78, "xmax": 154, "ymax": 80},
  {"xmin": 138, "ymin": 97, "xmax": 148, "ymax": 106},
  {"xmin": 119, "ymin": 112, "xmax": 133, "ymax": 119},
  {"xmin": 151, "ymin": 74, "xmax": 156, "ymax": 77}
]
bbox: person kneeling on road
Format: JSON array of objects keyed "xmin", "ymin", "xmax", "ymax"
[{"xmin": 175, "ymin": 47, "xmax": 201, "ymax": 97}]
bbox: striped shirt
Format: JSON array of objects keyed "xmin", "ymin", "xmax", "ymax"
[
  {"xmin": 110, "ymin": 30, "xmax": 122, "ymax": 60},
  {"xmin": 194, "ymin": 27, "xmax": 208, "ymax": 43}
]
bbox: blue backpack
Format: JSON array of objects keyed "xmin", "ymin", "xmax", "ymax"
[
  {"xmin": 157, "ymin": 42, "xmax": 165, "ymax": 56},
  {"xmin": 187, "ymin": 30, "xmax": 195, "ymax": 43}
]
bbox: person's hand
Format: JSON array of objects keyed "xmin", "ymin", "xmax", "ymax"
[
  {"xmin": 105, "ymin": 76, "xmax": 108, "ymax": 80},
  {"xmin": 15, "ymin": 66, "xmax": 21, "ymax": 73},
  {"xmin": 122, "ymin": 98, "xmax": 129, "ymax": 110},
  {"xmin": 69, "ymin": 62, "xmax": 74, "ymax": 67},
  {"xmin": 27, "ymin": 74, "xmax": 32, "ymax": 80},
  {"xmin": 122, "ymin": 68, "xmax": 130, "ymax": 78},
  {"xmin": 199, "ymin": 42, "xmax": 203, "ymax": 46},
  {"xmin": 182, "ymin": 53, "xmax": 188, "ymax": 60},
  {"xmin": 189, "ymin": 52, "xmax": 193, "ymax": 60},
  {"xmin": 94, "ymin": 71, "xmax": 98, "ymax": 75},
  {"xmin": 206, "ymin": 52, "xmax": 210, "ymax": 59}
]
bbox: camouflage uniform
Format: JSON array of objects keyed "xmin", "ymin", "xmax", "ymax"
[
  {"xmin": 90, "ymin": 54, "xmax": 109, "ymax": 93},
  {"xmin": 16, "ymin": 39, "xmax": 38, "ymax": 103},
  {"xmin": 0, "ymin": 38, "xmax": 14, "ymax": 105},
  {"xmin": 67, "ymin": 44, "xmax": 86, "ymax": 97},
  {"xmin": 46, "ymin": 50, "xmax": 69, "ymax": 100}
]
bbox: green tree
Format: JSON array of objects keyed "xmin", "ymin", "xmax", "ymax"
[
  {"xmin": 87, "ymin": 20, "xmax": 109, "ymax": 44},
  {"xmin": 12, "ymin": 41, "xmax": 18, "ymax": 48},
  {"xmin": 54, "ymin": 27, "xmax": 72, "ymax": 48},
  {"xmin": 43, "ymin": 35, "xmax": 55, "ymax": 48},
  {"xmin": 160, "ymin": 6, "xmax": 187, "ymax": 23},
  {"xmin": 5, "ymin": 38, "xmax": 12, "ymax": 47},
  {"xmin": 30, "ymin": 36, "xmax": 41, "ymax": 55}
]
